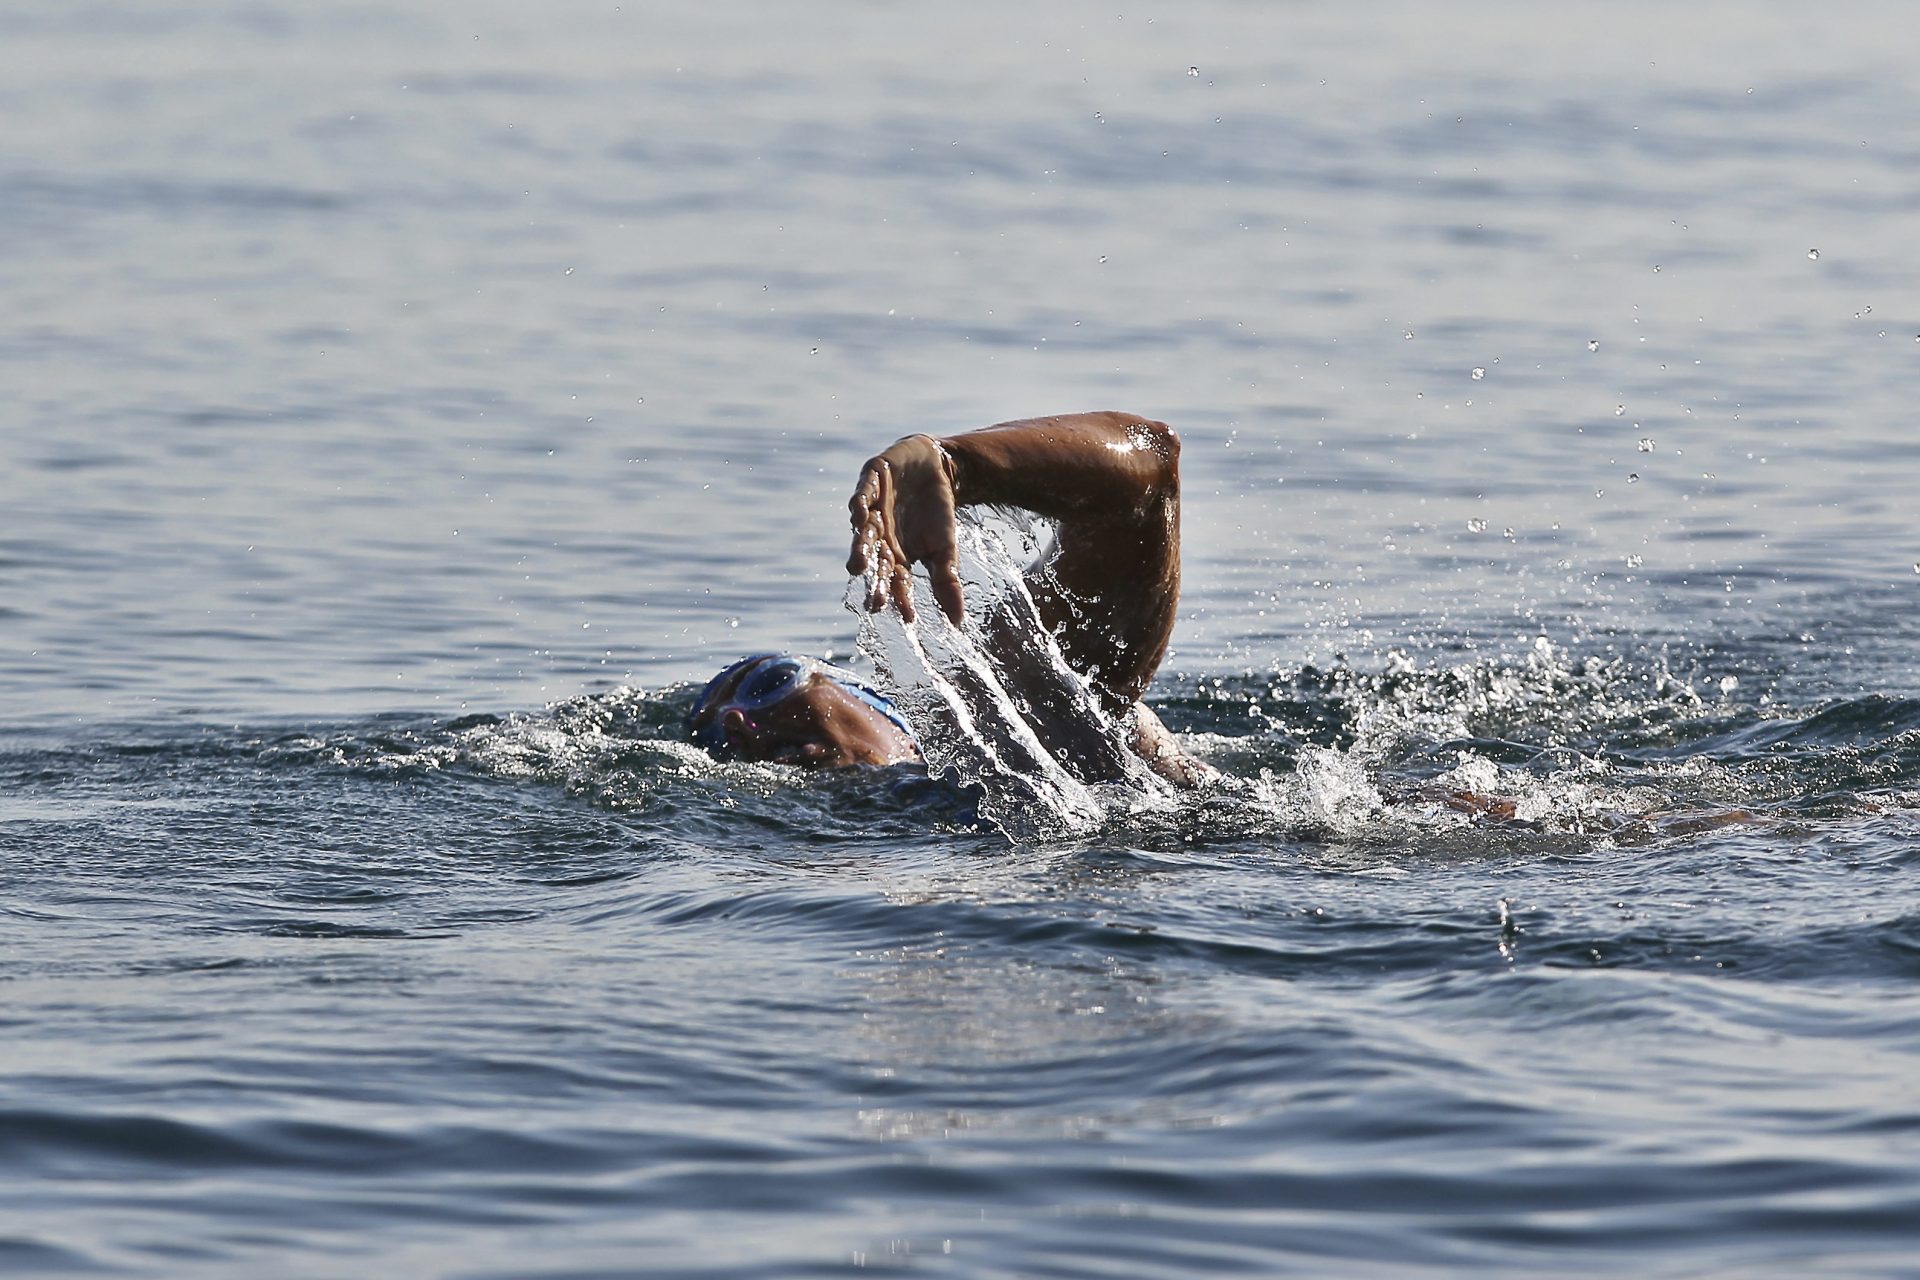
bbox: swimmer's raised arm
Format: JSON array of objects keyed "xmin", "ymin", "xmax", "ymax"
[{"xmin": 848, "ymin": 411, "xmax": 1181, "ymax": 711}]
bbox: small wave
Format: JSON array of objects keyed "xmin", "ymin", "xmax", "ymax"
[{"xmin": 25, "ymin": 625, "xmax": 1906, "ymax": 858}]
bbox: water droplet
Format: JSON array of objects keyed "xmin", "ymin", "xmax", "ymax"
[
  {"xmin": 1097, "ymin": 255, "xmax": 1108, "ymax": 263},
  {"xmin": 1470, "ymin": 367, "xmax": 1486, "ymax": 380},
  {"xmin": 1626, "ymin": 554, "xmax": 1644, "ymax": 568},
  {"xmin": 1188, "ymin": 65, "xmax": 1200, "ymax": 76},
  {"xmin": 810, "ymin": 346, "xmax": 819, "ymax": 354},
  {"xmin": 1595, "ymin": 488, "xmax": 1606, "ymax": 498},
  {"xmin": 1652, "ymin": 264, "xmax": 1661, "ymax": 273},
  {"xmin": 1627, "ymin": 472, "xmax": 1639, "ymax": 483},
  {"xmin": 1807, "ymin": 248, "xmax": 1820, "ymax": 260},
  {"xmin": 1466, "ymin": 517, "xmax": 1488, "ymax": 534},
  {"xmin": 1614, "ymin": 405, "xmax": 1625, "ymax": 416},
  {"xmin": 1587, "ymin": 339, "xmax": 1599, "ymax": 352},
  {"xmin": 1638, "ymin": 437, "xmax": 1655, "ymax": 452},
  {"xmin": 727, "ymin": 617, "xmax": 740, "ymax": 628},
  {"xmin": 1403, "ymin": 330, "xmax": 1415, "ymax": 340}
]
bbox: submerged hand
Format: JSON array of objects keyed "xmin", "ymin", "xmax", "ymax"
[{"xmin": 846, "ymin": 434, "xmax": 964, "ymax": 626}]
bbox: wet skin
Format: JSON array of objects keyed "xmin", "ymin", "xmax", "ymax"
[
  {"xmin": 847, "ymin": 412, "xmax": 1182, "ymax": 714},
  {"xmin": 687, "ymin": 661, "xmax": 921, "ymax": 767},
  {"xmin": 693, "ymin": 413, "xmax": 1206, "ymax": 782}
]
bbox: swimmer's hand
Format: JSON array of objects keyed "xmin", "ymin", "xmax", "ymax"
[{"xmin": 847, "ymin": 434, "xmax": 964, "ymax": 626}]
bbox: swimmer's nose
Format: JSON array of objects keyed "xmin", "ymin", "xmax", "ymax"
[{"xmin": 721, "ymin": 707, "xmax": 759, "ymax": 752}]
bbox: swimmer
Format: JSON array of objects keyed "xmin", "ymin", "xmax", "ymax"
[
  {"xmin": 687, "ymin": 412, "xmax": 1215, "ymax": 787},
  {"xmin": 682, "ymin": 413, "xmax": 1776, "ymax": 830}
]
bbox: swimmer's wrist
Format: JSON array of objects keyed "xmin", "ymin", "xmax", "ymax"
[{"xmin": 916, "ymin": 433, "xmax": 961, "ymax": 499}]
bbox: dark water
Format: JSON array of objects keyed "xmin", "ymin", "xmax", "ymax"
[{"xmin": 3, "ymin": 2, "xmax": 1919, "ymax": 1276}]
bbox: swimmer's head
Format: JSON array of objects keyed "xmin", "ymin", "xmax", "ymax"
[{"xmin": 687, "ymin": 654, "xmax": 920, "ymax": 768}]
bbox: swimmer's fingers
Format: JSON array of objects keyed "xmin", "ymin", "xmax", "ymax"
[
  {"xmin": 847, "ymin": 437, "xmax": 965, "ymax": 625},
  {"xmin": 847, "ymin": 461, "xmax": 884, "ymax": 576},
  {"xmin": 928, "ymin": 559, "xmax": 965, "ymax": 628},
  {"xmin": 883, "ymin": 438, "xmax": 962, "ymax": 625},
  {"xmin": 875, "ymin": 463, "xmax": 921, "ymax": 624},
  {"xmin": 896, "ymin": 479, "xmax": 962, "ymax": 626},
  {"xmin": 847, "ymin": 458, "xmax": 920, "ymax": 623}
]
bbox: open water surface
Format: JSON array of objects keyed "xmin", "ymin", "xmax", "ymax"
[{"xmin": 2, "ymin": 2, "xmax": 1918, "ymax": 1275}]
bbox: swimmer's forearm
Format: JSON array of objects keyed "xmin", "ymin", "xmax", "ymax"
[{"xmin": 936, "ymin": 412, "xmax": 1179, "ymax": 519}]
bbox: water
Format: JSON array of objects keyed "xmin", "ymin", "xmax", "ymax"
[{"xmin": 3, "ymin": 1, "xmax": 1919, "ymax": 1274}]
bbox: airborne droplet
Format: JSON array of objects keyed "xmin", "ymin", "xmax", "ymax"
[
  {"xmin": 1807, "ymin": 248, "xmax": 1821, "ymax": 260},
  {"xmin": 1587, "ymin": 339, "xmax": 1599, "ymax": 352},
  {"xmin": 1466, "ymin": 517, "xmax": 1488, "ymax": 534},
  {"xmin": 1470, "ymin": 367, "xmax": 1486, "ymax": 380},
  {"xmin": 1638, "ymin": 437, "xmax": 1656, "ymax": 452}
]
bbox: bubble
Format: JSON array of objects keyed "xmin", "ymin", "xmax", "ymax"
[
  {"xmin": 1638, "ymin": 437, "xmax": 1655, "ymax": 452},
  {"xmin": 1807, "ymin": 248, "xmax": 1820, "ymax": 260},
  {"xmin": 1470, "ymin": 367, "xmax": 1486, "ymax": 380},
  {"xmin": 1587, "ymin": 339, "xmax": 1600, "ymax": 352},
  {"xmin": 1466, "ymin": 517, "xmax": 1489, "ymax": 534}
]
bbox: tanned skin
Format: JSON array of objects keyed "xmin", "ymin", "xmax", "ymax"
[
  {"xmin": 847, "ymin": 412, "xmax": 1212, "ymax": 786},
  {"xmin": 690, "ymin": 674, "xmax": 922, "ymax": 768},
  {"xmin": 691, "ymin": 413, "xmax": 1208, "ymax": 784}
]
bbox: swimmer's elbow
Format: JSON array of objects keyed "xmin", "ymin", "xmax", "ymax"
[{"xmin": 1125, "ymin": 417, "xmax": 1181, "ymax": 499}]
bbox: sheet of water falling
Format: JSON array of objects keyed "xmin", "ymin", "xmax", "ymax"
[{"xmin": 850, "ymin": 507, "xmax": 1179, "ymax": 839}]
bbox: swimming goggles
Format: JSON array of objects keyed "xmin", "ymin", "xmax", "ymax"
[{"xmin": 687, "ymin": 654, "xmax": 917, "ymax": 756}]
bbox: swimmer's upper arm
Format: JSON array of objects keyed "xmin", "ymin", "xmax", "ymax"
[{"xmin": 940, "ymin": 412, "xmax": 1180, "ymax": 524}]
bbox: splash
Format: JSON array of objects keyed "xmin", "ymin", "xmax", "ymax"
[{"xmin": 850, "ymin": 507, "xmax": 1174, "ymax": 840}]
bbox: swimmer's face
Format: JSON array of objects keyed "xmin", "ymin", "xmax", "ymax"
[{"xmin": 689, "ymin": 660, "xmax": 920, "ymax": 768}]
